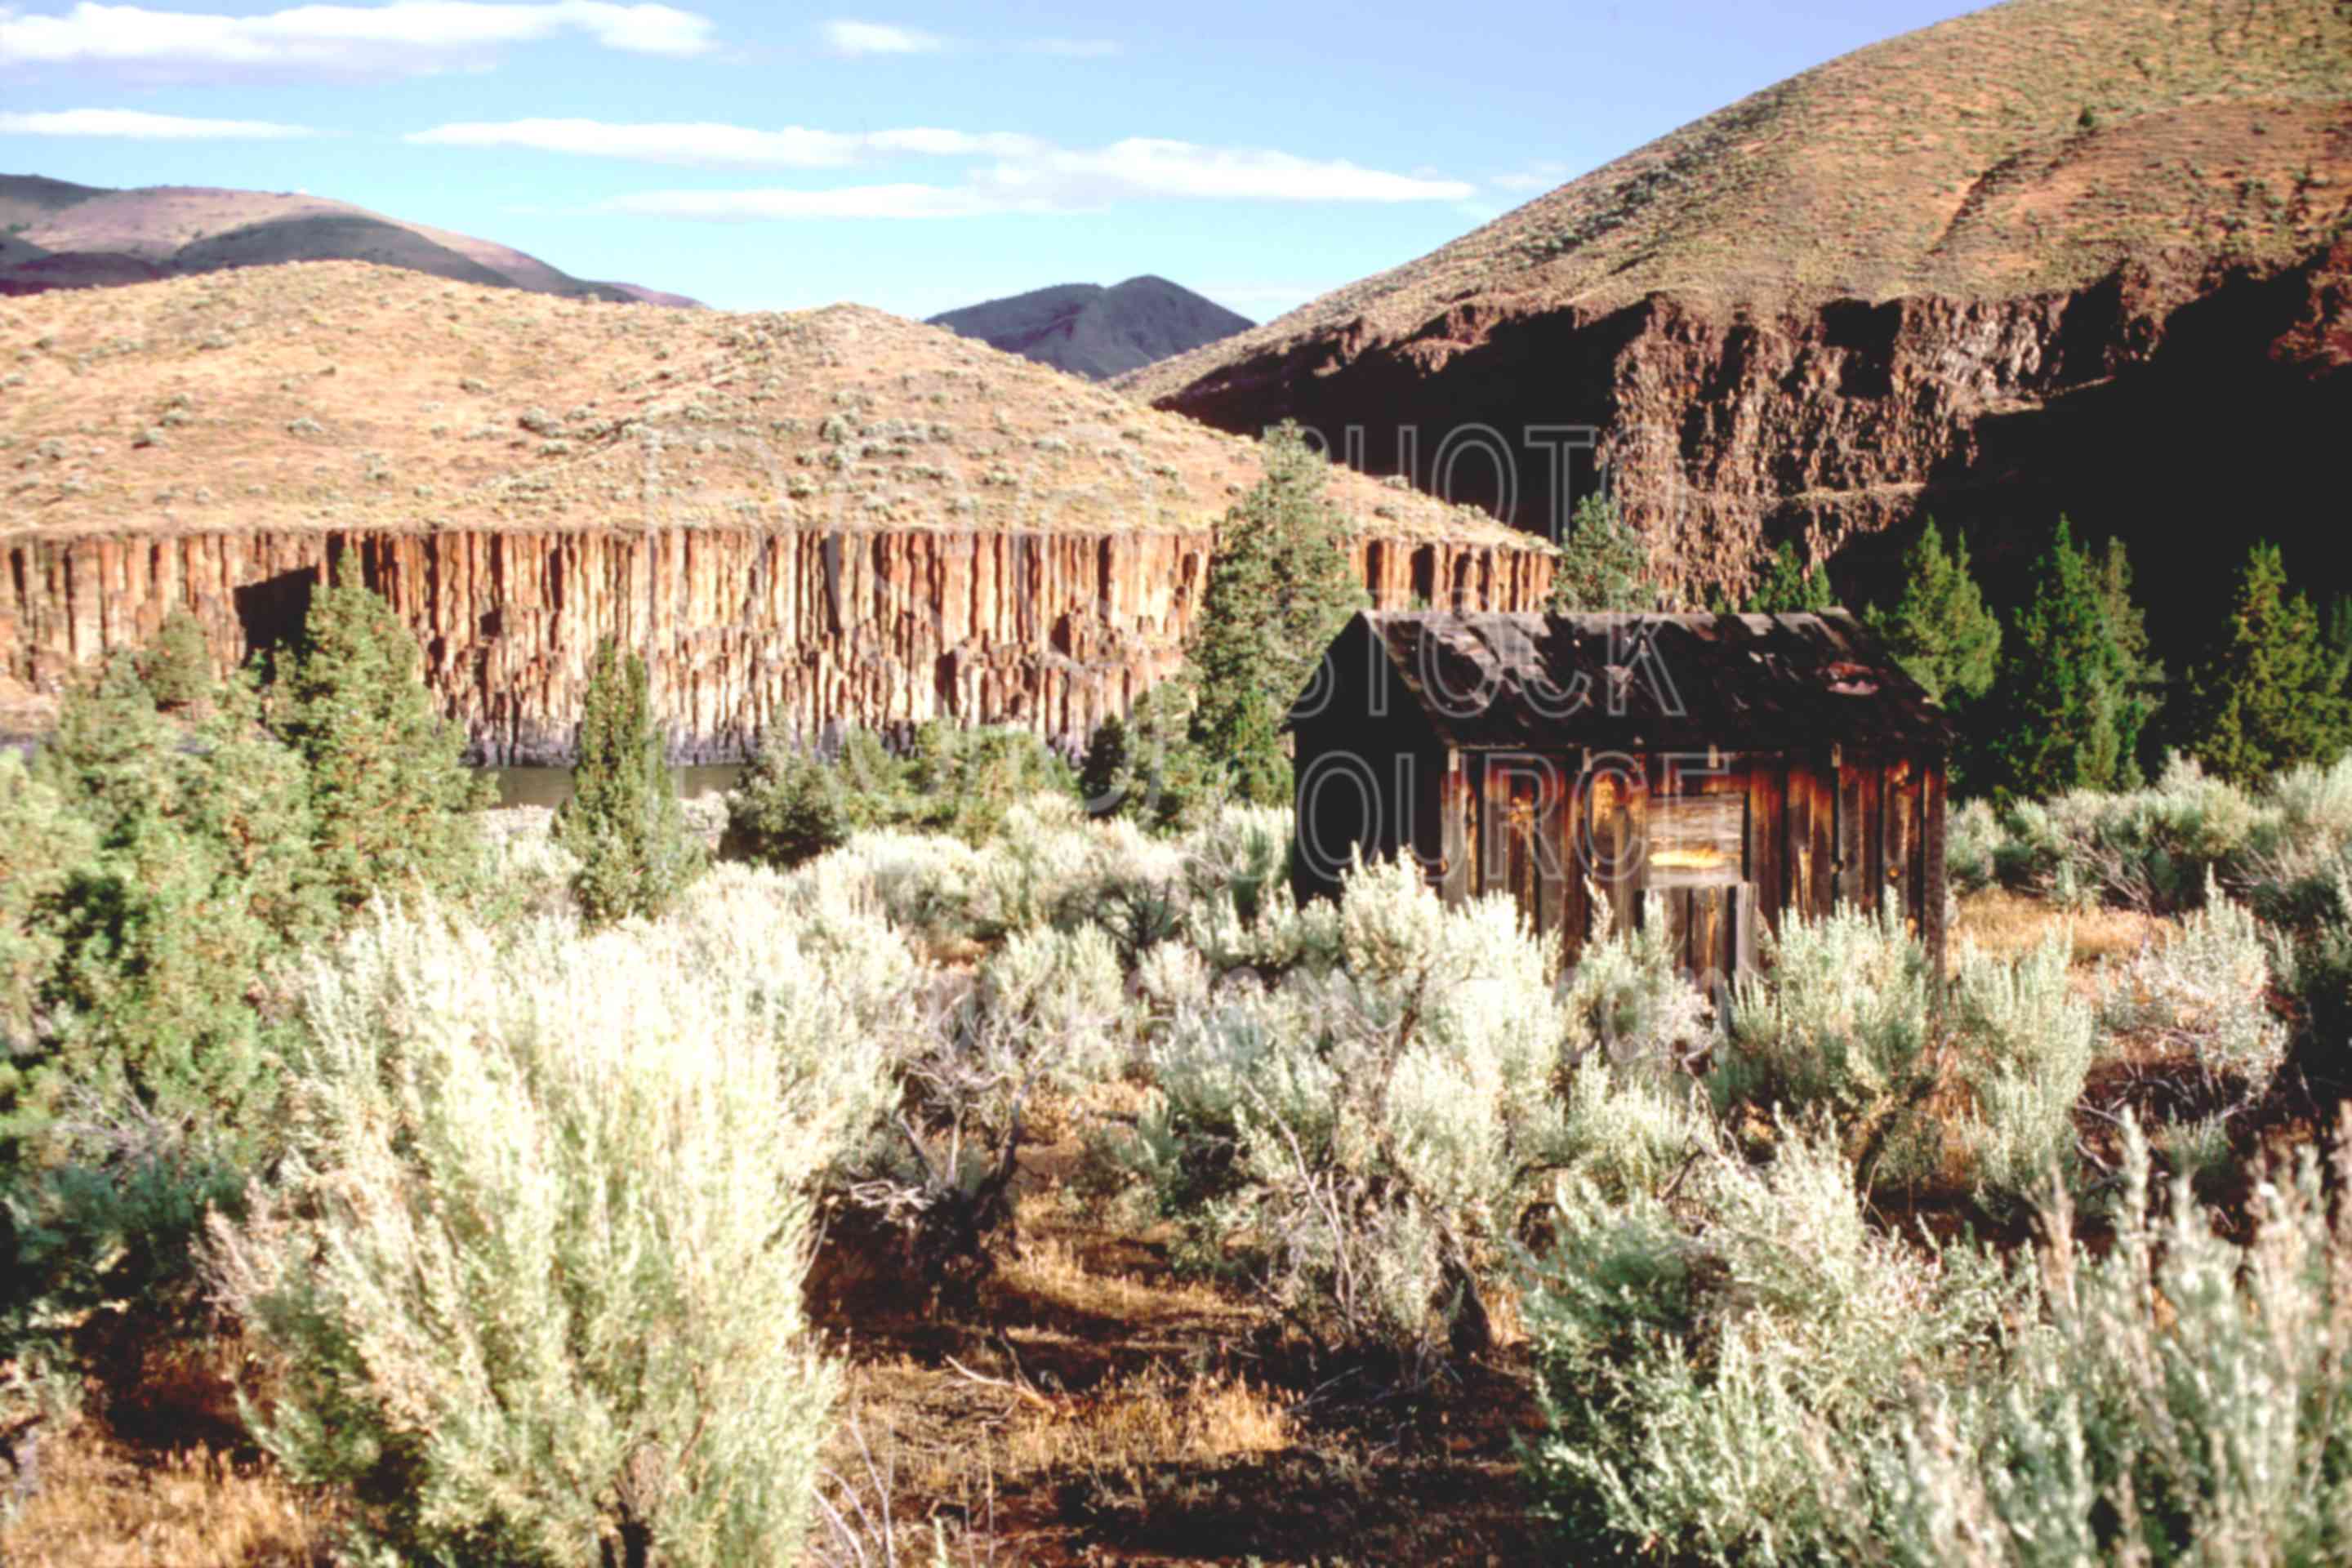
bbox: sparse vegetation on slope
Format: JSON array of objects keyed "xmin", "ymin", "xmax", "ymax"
[
  {"xmin": 0, "ymin": 261, "xmax": 1526, "ymax": 546},
  {"xmin": 1126, "ymin": 0, "xmax": 2352, "ymax": 403}
]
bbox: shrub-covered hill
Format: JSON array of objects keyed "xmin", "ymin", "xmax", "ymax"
[{"xmin": 0, "ymin": 260, "xmax": 1518, "ymax": 545}]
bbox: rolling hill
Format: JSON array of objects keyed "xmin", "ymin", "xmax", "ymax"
[
  {"xmin": 930, "ymin": 277, "xmax": 1250, "ymax": 381},
  {"xmin": 0, "ymin": 259, "xmax": 1509, "ymax": 544},
  {"xmin": 0, "ymin": 175, "xmax": 697, "ymax": 305},
  {"xmin": 1125, "ymin": 0, "xmax": 2352, "ymax": 629}
]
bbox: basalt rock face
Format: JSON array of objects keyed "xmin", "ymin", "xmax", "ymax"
[
  {"xmin": 1150, "ymin": 235, "xmax": 2352, "ymax": 627},
  {"xmin": 1128, "ymin": 0, "xmax": 2352, "ymax": 626},
  {"xmin": 0, "ymin": 525, "xmax": 1550, "ymax": 762}
]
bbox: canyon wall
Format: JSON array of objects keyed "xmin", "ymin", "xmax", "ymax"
[
  {"xmin": 1153, "ymin": 237, "xmax": 2352, "ymax": 629},
  {"xmin": 1, "ymin": 524, "xmax": 1551, "ymax": 762}
]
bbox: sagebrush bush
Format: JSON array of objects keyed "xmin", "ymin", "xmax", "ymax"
[
  {"xmin": 1522, "ymin": 1123, "xmax": 2024, "ymax": 1561},
  {"xmin": 1529, "ymin": 1118, "xmax": 2352, "ymax": 1567},
  {"xmin": 1121, "ymin": 856, "xmax": 1582, "ymax": 1367},
  {"xmin": 1561, "ymin": 894, "xmax": 1717, "ymax": 1073},
  {"xmin": 210, "ymin": 890, "xmax": 884, "ymax": 1567},
  {"xmin": 1953, "ymin": 932, "xmax": 2095, "ymax": 1207},
  {"xmin": 1946, "ymin": 797, "xmax": 2000, "ymax": 893},
  {"xmin": 1993, "ymin": 755, "xmax": 2262, "ymax": 912},
  {"xmin": 2098, "ymin": 875, "xmax": 2287, "ymax": 1088},
  {"xmin": 1847, "ymin": 1123, "xmax": 2352, "ymax": 1567},
  {"xmin": 1713, "ymin": 900, "xmax": 1936, "ymax": 1174}
]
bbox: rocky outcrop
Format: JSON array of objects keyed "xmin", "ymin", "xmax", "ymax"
[
  {"xmin": 0, "ymin": 524, "xmax": 1551, "ymax": 762},
  {"xmin": 1152, "ymin": 236, "xmax": 2352, "ymax": 627}
]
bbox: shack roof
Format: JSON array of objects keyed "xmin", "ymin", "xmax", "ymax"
[{"xmin": 1301, "ymin": 610, "xmax": 1953, "ymax": 753}]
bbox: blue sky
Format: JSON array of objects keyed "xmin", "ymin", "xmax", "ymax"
[{"xmin": 2, "ymin": 1, "xmax": 1984, "ymax": 319}]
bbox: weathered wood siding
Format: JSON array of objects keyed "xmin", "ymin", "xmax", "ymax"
[{"xmin": 1445, "ymin": 747, "xmax": 1944, "ymax": 980}]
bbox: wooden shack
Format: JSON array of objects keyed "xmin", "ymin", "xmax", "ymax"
[{"xmin": 1289, "ymin": 611, "xmax": 1953, "ymax": 982}]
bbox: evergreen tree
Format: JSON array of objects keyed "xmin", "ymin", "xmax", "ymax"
[
  {"xmin": 1864, "ymin": 520, "xmax": 2002, "ymax": 706},
  {"xmin": 556, "ymin": 637, "xmax": 706, "ymax": 925},
  {"xmin": 1978, "ymin": 518, "xmax": 2140, "ymax": 801},
  {"xmin": 141, "ymin": 608, "xmax": 213, "ymax": 710},
  {"xmin": 1078, "ymin": 711, "xmax": 1131, "ymax": 817},
  {"xmin": 276, "ymin": 580, "xmax": 488, "ymax": 914},
  {"xmin": 1187, "ymin": 422, "xmax": 1365, "ymax": 804},
  {"xmin": 2175, "ymin": 543, "xmax": 2350, "ymax": 785},
  {"xmin": 14, "ymin": 654, "xmax": 315, "ymax": 1166},
  {"xmin": 1547, "ymin": 492, "xmax": 1651, "ymax": 612},
  {"xmin": 2319, "ymin": 596, "xmax": 2352, "ymax": 707},
  {"xmin": 1745, "ymin": 541, "xmax": 1838, "ymax": 613},
  {"xmin": 721, "ymin": 737, "xmax": 852, "ymax": 868},
  {"xmin": 2091, "ymin": 537, "xmax": 2160, "ymax": 783},
  {"xmin": 1092, "ymin": 684, "xmax": 1213, "ymax": 828}
]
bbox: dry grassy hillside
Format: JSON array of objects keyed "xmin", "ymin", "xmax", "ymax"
[
  {"xmin": 0, "ymin": 261, "xmax": 1521, "ymax": 546},
  {"xmin": 1126, "ymin": 0, "xmax": 2352, "ymax": 401}
]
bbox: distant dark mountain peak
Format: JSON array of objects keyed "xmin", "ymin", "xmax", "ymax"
[{"xmin": 928, "ymin": 276, "xmax": 1250, "ymax": 381}]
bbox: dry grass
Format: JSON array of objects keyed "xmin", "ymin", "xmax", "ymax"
[
  {"xmin": 0, "ymin": 1419, "xmax": 327, "ymax": 1568},
  {"xmin": 1954, "ymin": 886, "xmax": 2173, "ymax": 975},
  {"xmin": 1124, "ymin": 0, "xmax": 2352, "ymax": 402},
  {"xmin": 0, "ymin": 261, "xmax": 1526, "ymax": 549}
]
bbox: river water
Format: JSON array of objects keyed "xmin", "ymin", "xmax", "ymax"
[{"xmin": 489, "ymin": 764, "xmax": 748, "ymax": 811}]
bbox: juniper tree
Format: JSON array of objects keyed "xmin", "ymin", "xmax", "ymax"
[
  {"xmin": 1746, "ymin": 541, "xmax": 1838, "ymax": 612},
  {"xmin": 557, "ymin": 638, "xmax": 705, "ymax": 925},
  {"xmin": 11, "ymin": 655, "xmax": 314, "ymax": 1169},
  {"xmin": 275, "ymin": 580, "xmax": 488, "ymax": 915},
  {"xmin": 140, "ymin": 608, "xmax": 213, "ymax": 710},
  {"xmin": 1864, "ymin": 519, "xmax": 2002, "ymax": 706},
  {"xmin": 1547, "ymin": 492, "xmax": 1651, "ymax": 612},
  {"xmin": 1979, "ymin": 519, "xmax": 2145, "ymax": 801},
  {"xmin": 2093, "ymin": 536, "xmax": 2162, "ymax": 779},
  {"xmin": 1078, "ymin": 710, "xmax": 1131, "ymax": 817},
  {"xmin": 2175, "ymin": 542, "xmax": 2349, "ymax": 785},
  {"xmin": 721, "ymin": 739, "xmax": 851, "ymax": 869},
  {"xmin": 1187, "ymin": 422, "xmax": 1365, "ymax": 804}
]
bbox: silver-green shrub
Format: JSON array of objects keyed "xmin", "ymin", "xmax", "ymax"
[
  {"xmin": 1522, "ymin": 1122, "xmax": 2024, "ymax": 1561},
  {"xmin": 1120, "ymin": 856, "xmax": 1579, "ymax": 1367},
  {"xmin": 2098, "ymin": 874, "xmax": 2287, "ymax": 1088},
  {"xmin": 1713, "ymin": 900, "xmax": 1936, "ymax": 1170},
  {"xmin": 1954, "ymin": 931, "xmax": 2096, "ymax": 1208},
  {"xmin": 1947, "ymin": 797, "xmax": 2001, "ymax": 893},
  {"xmin": 209, "ymin": 887, "xmax": 884, "ymax": 1567},
  {"xmin": 1993, "ymin": 755, "xmax": 2266, "ymax": 911},
  {"xmin": 1851, "ymin": 1123, "xmax": 2352, "ymax": 1567}
]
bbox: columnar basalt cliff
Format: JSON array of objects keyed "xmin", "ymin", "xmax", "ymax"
[
  {"xmin": 0, "ymin": 525, "xmax": 1550, "ymax": 762},
  {"xmin": 0, "ymin": 261, "xmax": 1545, "ymax": 754}
]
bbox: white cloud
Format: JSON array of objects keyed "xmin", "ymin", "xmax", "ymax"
[
  {"xmin": 0, "ymin": 1, "xmax": 716, "ymax": 76},
  {"xmin": 602, "ymin": 185, "xmax": 1053, "ymax": 220},
  {"xmin": 408, "ymin": 118, "xmax": 1046, "ymax": 168},
  {"xmin": 985, "ymin": 139, "xmax": 1474, "ymax": 203},
  {"xmin": 818, "ymin": 18, "xmax": 941, "ymax": 55},
  {"xmin": 0, "ymin": 106, "xmax": 314, "ymax": 138},
  {"xmin": 412, "ymin": 118, "xmax": 865, "ymax": 167},
  {"xmin": 433, "ymin": 116, "xmax": 1477, "ymax": 214}
]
